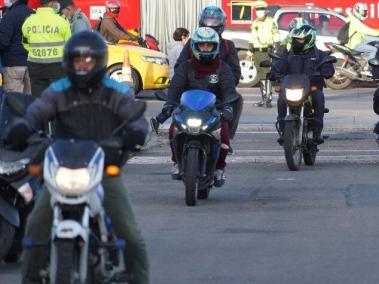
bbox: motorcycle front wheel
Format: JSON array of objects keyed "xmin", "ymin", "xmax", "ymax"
[
  {"xmin": 184, "ymin": 148, "xmax": 200, "ymax": 206},
  {"xmin": 53, "ymin": 240, "xmax": 80, "ymax": 284},
  {"xmin": 283, "ymin": 121, "xmax": 302, "ymax": 171},
  {"xmin": 0, "ymin": 216, "xmax": 16, "ymax": 261}
]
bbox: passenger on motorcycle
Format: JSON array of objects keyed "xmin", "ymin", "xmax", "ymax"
[
  {"xmin": 270, "ymin": 24, "xmax": 335, "ymax": 145},
  {"xmin": 160, "ymin": 27, "xmax": 239, "ymax": 186},
  {"xmin": 6, "ymin": 31, "xmax": 149, "ymax": 284},
  {"xmin": 152, "ymin": 6, "xmax": 243, "ymax": 140}
]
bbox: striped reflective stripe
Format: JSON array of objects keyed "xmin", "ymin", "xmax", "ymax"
[
  {"xmin": 28, "ymin": 57, "xmax": 63, "ymax": 63},
  {"xmin": 29, "ymin": 41, "xmax": 65, "ymax": 47}
]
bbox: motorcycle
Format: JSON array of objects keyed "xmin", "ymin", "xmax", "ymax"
[
  {"xmin": 167, "ymin": 90, "xmax": 222, "ymax": 206},
  {"xmin": 0, "ymin": 92, "xmax": 48, "ymax": 263},
  {"xmin": 324, "ymin": 41, "xmax": 379, "ymax": 89},
  {"xmin": 23, "ymin": 100, "xmax": 146, "ymax": 283},
  {"xmin": 262, "ymin": 56, "xmax": 337, "ymax": 171}
]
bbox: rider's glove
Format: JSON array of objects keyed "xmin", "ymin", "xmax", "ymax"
[
  {"xmin": 5, "ymin": 119, "xmax": 31, "ymax": 150},
  {"xmin": 221, "ymin": 105, "xmax": 233, "ymax": 122}
]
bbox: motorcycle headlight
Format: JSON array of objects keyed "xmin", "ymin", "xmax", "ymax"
[
  {"xmin": 0, "ymin": 158, "xmax": 30, "ymax": 175},
  {"xmin": 285, "ymin": 88, "xmax": 303, "ymax": 101},
  {"xmin": 186, "ymin": 118, "xmax": 202, "ymax": 127},
  {"xmin": 55, "ymin": 167, "xmax": 90, "ymax": 194},
  {"xmin": 141, "ymin": 56, "xmax": 168, "ymax": 65}
]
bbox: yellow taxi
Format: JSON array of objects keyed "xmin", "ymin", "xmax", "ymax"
[{"xmin": 106, "ymin": 44, "xmax": 170, "ymax": 93}]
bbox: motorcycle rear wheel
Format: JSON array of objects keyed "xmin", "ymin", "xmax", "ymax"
[
  {"xmin": 0, "ymin": 217, "xmax": 16, "ymax": 261},
  {"xmin": 283, "ymin": 121, "xmax": 302, "ymax": 171},
  {"xmin": 184, "ymin": 148, "xmax": 199, "ymax": 206}
]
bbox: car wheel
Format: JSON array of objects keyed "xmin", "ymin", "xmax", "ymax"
[
  {"xmin": 106, "ymin": 64, "xmax": 142, "ymax": 94},
  {"xmin": 238, "ymin": 50, "xmax": 259, "ymax": 88}
]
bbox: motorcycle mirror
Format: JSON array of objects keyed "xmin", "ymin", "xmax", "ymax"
[
  {"xmin": 260, "ymin": 60, "xmax": 272, "ymax": 68},
  {"xmin": 369, "ymin": 58, "xmax": 379, "ymax": 67},
  {"xmin": 154, "ymin": 90, "xmax": 168, "ymax": 101}
]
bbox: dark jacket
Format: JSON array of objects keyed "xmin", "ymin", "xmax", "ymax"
[
  {"xmin": 0, "ymin": 2, "xmax": 33, "ymax": 67},
  {"xmin": 168, "ymin": 60, "xmax": 240, "ymax": 107},
  {"xmin": 175, "ymin": 38, "xmax": 241, "ymax": 85},
  {"xmin": 23, "ymin": 76, "xmax": 148, "ymax": 153},
  {"xmin": 270, "ymin": 47, "xmax": 335, "ymax": 89}
]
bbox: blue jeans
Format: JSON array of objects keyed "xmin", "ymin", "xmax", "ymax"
[{"xmin": 355, "ymin": 43, "xmax": 377, "ymax": 60}]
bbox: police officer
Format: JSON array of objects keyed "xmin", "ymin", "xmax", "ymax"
[
  {"xmin": 59, "ymin": 0, "xmax": 91, "ymax": 33},
  {"xmin": 6, "ymin": 31, "xmax": 149, "ymax": 284},
  {"xmin": 248, "ymin": 0, "xmax": 280, "ymax": 108},
  {"xmin": 22, "ymin": 0, "xmax": 71, "ymax": 97}
]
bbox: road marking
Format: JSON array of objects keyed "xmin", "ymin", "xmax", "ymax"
[
  {"xmin": 276, "ymin": 178, "xmax": 296, "ymax": 181},
  {"xmin": 128, "ymin": 155, "xmax": 379, "ymax": 165},
  {"xmin": 146, "ymin": 149, "xmax": 379, "ymax": 153}
]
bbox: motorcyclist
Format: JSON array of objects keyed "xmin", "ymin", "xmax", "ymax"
[
  {"xmin": 371, "ymin": 49, "xmax": 379, "ymax": 141},
  {"xmin": 6, "ymin": 31, "xmax": 149, "ymax": 284},
  {"xmin": 153, "ymin": 6, "xmax": 242, "ymax": 140},
  {"xmin": 347, "ymin": 2, "xmax": 379, "ymax": 76},
  {"xmin": 270, "ymin": 24, "xmax": 335, "ymax": 145},
  {"xmin": 98, "ymin": 0, "xmax": 143, "ymax": 44},
  {"xmin": 160, "ymin": 27, "xmax": 239, "ymax": 186}
]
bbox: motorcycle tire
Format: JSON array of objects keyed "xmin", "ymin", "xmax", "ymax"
[
  {"xmin": 0, "ymin": 216, "xmax": 16, "ymax": 261},
  {"xmin": 325, "ymin": 59, "xmax": 352, "ymax": 90},
  {"xmin": 283, "ymin": 121, "xmax": 302, "ymax": 171},
  {"xmin": 54, "ymin": 240, "xmax": 80, "ymax": 284},
  {"xmin": 184, "ymin": 148, "xmax": 199, "ymax": 206}
]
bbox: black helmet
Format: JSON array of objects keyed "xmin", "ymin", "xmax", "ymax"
[{"xmin": 63, "ymin": 31, "xmax": 108, "ymax": 90}]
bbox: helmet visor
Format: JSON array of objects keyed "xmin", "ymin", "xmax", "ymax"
[
  {"xmin": 203, "ymin": 16, "xmax": 223, "ymax": 27},
  {"xmin": 72, "ymin": 56, "xmax": 97, "ymax": 75}
]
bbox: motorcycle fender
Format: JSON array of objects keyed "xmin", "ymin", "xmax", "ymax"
[
  {"xmin": 284, "ymin": 113, "xmax": 300, "ymax": 122},
  {"xmin": 184, "ymin": 141, "xmax": 207, "ymax": 176},
  {"xmin": 54, "ymin": 220, "xmax": 88, "ymax": 241},
  {"xmin": 0, "ymin": 195, "xmax": 20, "ymax": 227}
]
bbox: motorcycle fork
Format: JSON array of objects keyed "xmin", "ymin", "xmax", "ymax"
[{"xmin": 286, "ymin": 106, "xmax": 304, "ymax": 146}]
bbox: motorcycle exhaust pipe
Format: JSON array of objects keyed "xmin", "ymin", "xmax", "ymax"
[{"xmin": 339, "ymin": 68, "xmax": 359, "ymax": 80}]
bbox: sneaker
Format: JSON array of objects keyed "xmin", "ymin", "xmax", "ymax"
[
  {"xmin": 361, "ymin": 70, "xmax": 372, "ymax": 77},
  {"xmin": 214, "ymin": 169, "xmax": 225, "ymax": 187},
  {"xmin": 171, "ymin": 164, "xmax": 181, "ymax": 180},
  {"xmin": 254, "ymin": 101, "xmax": 265, "ymax": 107}
]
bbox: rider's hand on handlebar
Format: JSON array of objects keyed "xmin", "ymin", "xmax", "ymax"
[{"xmin": 221, "ymin": 105, "xmax": 233, "ymax": 122}]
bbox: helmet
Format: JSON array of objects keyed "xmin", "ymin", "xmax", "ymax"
[
  {"xmin": 105, "ymin": 0, "xmax": 120, "ymax": 16},
  {"xmin": 63, "ymin": 31, "xmax": 108, "ymax": 90},
  {"xmin": 290, "ymin": 24, "xmax": 316, "ymax": 54},
  {"xmin": 288, "ymin": 17, "xmax": 309, "ymax": 32},
  {"xmin": 191, "ymin": 27, "xmax": 220, "ymax": 61},
  {"xmin": 353, "ymin": 2, "xmax": 368, "ymax": 20},
  {"xmin": 199, "ymin": 6, "xmax": 226, "ymax": 35},
  {"xmin": 254, "ymin": 0, "xmax": 268, "ymax": 9}
]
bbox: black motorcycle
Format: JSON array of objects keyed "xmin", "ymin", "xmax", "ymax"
[
  {"xmin": 324, "ymin": 41, "xmax": 379, "ymax": 89},
  {"xmin": 0, "ymin": 92, "xmax": 48, "ymax": 262},
  {"xmin": 262, "ymin": 56, "xmax": 337, "ymax": 170}
]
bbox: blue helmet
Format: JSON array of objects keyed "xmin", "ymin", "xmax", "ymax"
[
  {"xmin": 191, "ymin": 27, "xmax": 220, "ymax": 61},
  {"xmin": 199, "ymin": 6, "xmax": 226, "ymax": 35}
]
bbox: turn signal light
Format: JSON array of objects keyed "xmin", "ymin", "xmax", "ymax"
[
  {"xmin": 274, "ymin": 86, "xmax": 281, "ymax": 93},
  {"xmin": 106, "ymin": 165, "xmax": 121, "ymax": 176},
  {"xmin": 311, "ymin": 85, "xmax": 318, "ymax": 92},
  {"xmin": 28, "ymin": 165, "xmax": 42, "ymax": 176}
]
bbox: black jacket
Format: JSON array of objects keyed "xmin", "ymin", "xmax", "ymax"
[
  {"xmin": 175, "ymin": 38, "xmax": 241, "ymax": 85},
  {"xmin": 0, "ymin": 2, "xmax": 33, "ymax": 67},
  {"xmin": 23, "ymin": 76, "xmax": 148, "ymax": 152},
  {"xmin": 168, "ymin": 60, "xmax": 240, "ymax": 107},
  {"xmin": 270, "ymin": 47, "xmax": 335, "ymax": 89}
]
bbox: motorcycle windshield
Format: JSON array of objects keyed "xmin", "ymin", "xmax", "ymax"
[
  {"xmin": 51, "ymin": 139, "xmax": 101, "ymax": 169},
  {"xmin": 180, "ymin": 90, "xmax": 216, "ymax": 112}
]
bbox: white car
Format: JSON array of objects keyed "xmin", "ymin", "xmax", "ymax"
[{"xmin": 223, "ymin": 5, "xmax": 347, "ymax": 87}]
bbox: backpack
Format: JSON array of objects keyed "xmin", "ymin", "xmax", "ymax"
[{"xmin": 337, "ymin": 22, "xmax": 353, "ymax": 45}]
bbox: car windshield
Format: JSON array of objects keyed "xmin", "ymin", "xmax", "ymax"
[{"xmin": 180, "ymin": 90, "xmax": 216, "ymax": 111}]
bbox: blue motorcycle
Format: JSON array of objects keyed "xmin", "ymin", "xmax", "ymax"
[{"xmin": 172, "ymin": 90, "xmax": 222, "ymax": 206}]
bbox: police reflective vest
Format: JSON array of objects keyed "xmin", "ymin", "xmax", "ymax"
[
  {"xmin": 250, "ymin": 16, "xmax": 280, "ymax": 49},
  {"xmin": 22, "ymin": 7, "xmax": 71, "ymax": 64}
]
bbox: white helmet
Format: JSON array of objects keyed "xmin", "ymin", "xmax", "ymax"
[{"xmin": 353, "ymin": 2, "xmax": 368, "ymax": 20}]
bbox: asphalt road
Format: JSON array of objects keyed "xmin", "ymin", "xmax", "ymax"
[{"xmin": 1, "ymin": 86, "xmax": 379, "ymax": 284}]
